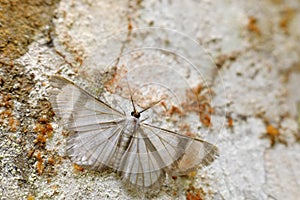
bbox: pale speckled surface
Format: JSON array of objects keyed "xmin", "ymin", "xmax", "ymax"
[{"xmin": 1, "ymin": 0, "xmax": 300, "ymax": 199}]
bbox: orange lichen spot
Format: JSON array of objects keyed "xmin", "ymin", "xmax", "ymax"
[
  {"xmin": 34, "ymin": 123, "xmax": 46, "ymax": 134},
  {"xmin": 192, "ymin": 84, "xmax": 203, "ymax": 96},
  {"xmin": 48, "ymin": 157, "xmax": 55, "ymax": 166},
  {"xmin": 34, "ymin": 133, "xmax": 47, "ymax": 146},
  {"xmin": 173, "ymin": 190, "xmax": 177, "ymax": 196},
  {"xmin": 167, "ymin": 105, "xmax": 183, "ymax": 116},
  {"xmin": 128, "ymin": 21, "xmax": 133, "ymax": 31},
  {"xmin": 8, "ymin": 117, "xmax": 19, "ymax": 132},
  {"xmin": 8, "ymin": 117, "xmax": 14, "ymax": 126},
  {"xmin": 186, "ymin": 192, "xmax": 201, "ymax": 200},
  {"xmin": 215, "ymin": 52, "xmax": 240, "ymax": 68},
  {"xmin": 3, "ymin": 94, "xmax": 12, "ymax": 101},
  {"xmin": 279, "ymin": 8, "xmax": 295, "ymax": 33},
  {"xmin": 160, "ymin": 101, "xmax": 167, "ymax": 109},
  {"xmin": 10, "ymin": 125, "xmax": 17, "ymax": 132},
  {"xmin": 27, "ymin": 194, "xmax": 35, "ymax": 200},
  {"xmin": 261, "ymin": 123, "xmax": 287, "ymax": 146},
  {"xmin": 266, "ymin": 125, "xmax": 279, "ymax": 137},
  {"xmin": 208, "ymin": 107, "xmax": 214, "ymax": 114},
  {"xmin": 73, "ymin": 163, "xmax": 84, "ymax": 172},
  {"xmin": 180, "ymin": 123, "xmax": 196, "ymax": 137},
  {"xmin": 182, "ymin": 84, "xmax": 213, "ymax": 127},
  {"xmin": 75, "ymin": 56, "xmax": 83, "ymax": 66},
  {"xmin": 35, "ymin": 152, "xmax": 44, "ymax": 175},
  {"xmin": 37, "ymin": 160, "xmax": 45, "ymax": 175},
  {"xmin": 228, "ymin": 116, "xmax": 234, "ymax": 127},
  {"xmin": 3, "ymin": 109, "xmax": 12, "ymax": 117},
  {"xmin": 186, "ymin": 186, "xmax": 204, "ymax": 200},
  {"xmin": 1, "ymin": 94, "xmax": 13, "ymax": 108},
  {"xmin": 34, "ymin": 121, "xmax": 53, "ymax": 146},
  {"xmin": 200, "ymin": 114, "xmax": 211, "ymax": 127},
  {"xmin": 15, "ymin": 119, "xmax": 20, "ymax": 126},
  {"xmin": 45, "ymin": 123, "xmax": 54, "ymax": 138},
  {"xmin": 247, "ymin": 16, "xmax": 261, "ymax": 35},
  {"xmin": 35, "ymin": 151, "xmax": 43, "ymax": 161}
]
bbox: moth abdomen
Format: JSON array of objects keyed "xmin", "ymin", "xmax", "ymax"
[{"xmin": 111, "ymin": 117, "xmax": 139, "ymax": 170}]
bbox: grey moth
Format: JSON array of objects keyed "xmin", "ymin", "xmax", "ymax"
[{"xmin": 48, "ymin": 75, "xmax": 219, "ymax": 189}]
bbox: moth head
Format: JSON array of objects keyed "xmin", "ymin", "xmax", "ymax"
[{"xmin": 131, "ymin": 110, "xmax": 141, "ymax": 119}]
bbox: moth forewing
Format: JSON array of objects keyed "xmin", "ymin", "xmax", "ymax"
[
  {"xmin": 49, "ymin": 76, "xmax": 83, "ymax": 121},
  {"xmin": 49, "ymin": 76, "xmax": 124, "ymax": 127},
  {"xmin": 49, "ymin": 76, "xmax": 126, "ymax": 167}
]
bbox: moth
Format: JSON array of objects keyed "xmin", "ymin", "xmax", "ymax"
[{"xmin": 48, "ymin": 75, "xmax": 219, "ymax": 189}]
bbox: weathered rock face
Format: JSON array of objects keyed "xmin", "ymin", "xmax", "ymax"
[{"xmin": 1, "ymin": 0, "xmax": 300, "ymax": 199}]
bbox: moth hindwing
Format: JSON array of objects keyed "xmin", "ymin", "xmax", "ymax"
[{"xmin": 48, "ymin": 75, "xmax": 219, "ymax": 189}]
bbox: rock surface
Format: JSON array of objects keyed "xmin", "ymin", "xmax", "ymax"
[{"xmin": 1, "ymin": 0, "xmax": 300, "ymax": 199}]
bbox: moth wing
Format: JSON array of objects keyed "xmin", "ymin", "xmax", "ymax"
[
  {"xmin": 117, "ymin": 123, "xmax": 191, "ymax": 188},
  {"xmin": 170, "ymin": 137, "xmax": 219, "ymax": 176},
  {"xmin": 117, "ymin": 123, "xmax": 219, "ymax": 188},
  {"xmin": 66, "ymin": 121, "xmax": 125, "ymax": 170},
  {"xmin": 48, "ymin": 75, "xmax": 124, "ymax": 128},
  {"xmin": 48, "ymin": 76, "xmax": 125, "ymax": 169},
  {"xmin": 141, "ymin": 124, "xmax": 219, "ymax": 175}
]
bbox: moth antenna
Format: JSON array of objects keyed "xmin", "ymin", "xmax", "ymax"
[
  {"xmin": 125, "ymin": 78, "xmax": 137, "ymax": 113},
  {"xmin": 138, "ymin": 99, "xmax": 162, "ymax": 114}
]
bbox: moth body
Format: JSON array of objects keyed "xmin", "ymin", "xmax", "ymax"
[{"xmin": 112, "ymin": 117, "xmax": 140, "ymax": 169}]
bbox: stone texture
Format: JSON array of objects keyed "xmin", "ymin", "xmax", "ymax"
[{"xmin": 1, "ymin": 0, "xmax": 300, "ymax": 199}]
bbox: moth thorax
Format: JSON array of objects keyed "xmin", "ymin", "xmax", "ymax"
[{"xmin": 123, "ymin": 117, "xmax": 139, "ymax": 136}]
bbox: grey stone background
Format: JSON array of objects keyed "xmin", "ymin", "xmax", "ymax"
[{"xmin": 1, "ymin": 0, "xmax": 300, "ymax": 199}]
